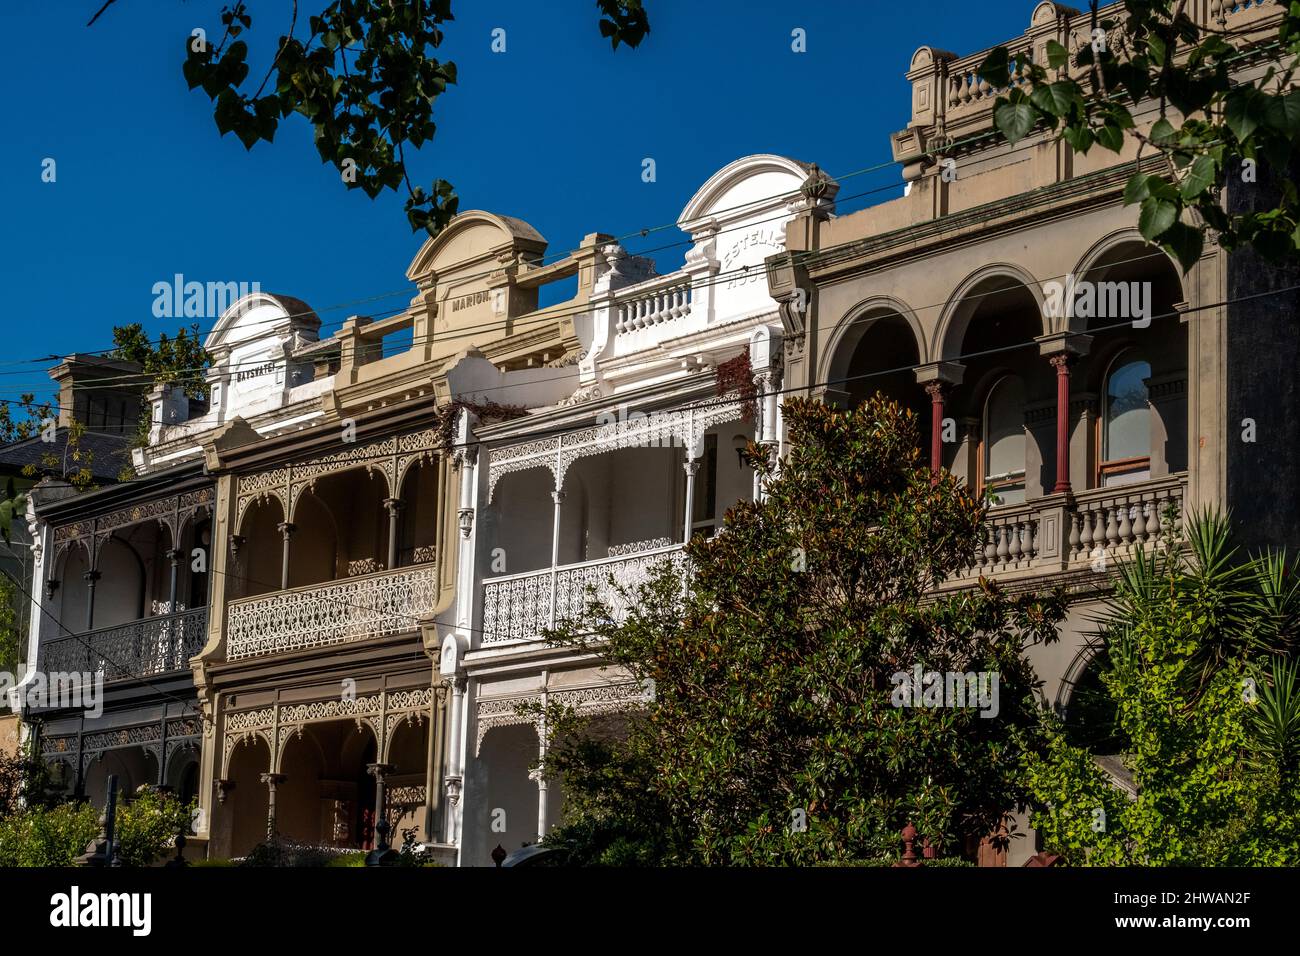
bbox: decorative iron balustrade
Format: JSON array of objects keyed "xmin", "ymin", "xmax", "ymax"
[
  {"xmin": 226, "ymin": 562, "xmax": 437, "ymax": 660},
  {"xmin": 481, "ymin": 543, "xmax": 687, "ymax": 645},
  {"xmin": 40, "ymin": 608, "xmax": 208, "ymax": 682}
]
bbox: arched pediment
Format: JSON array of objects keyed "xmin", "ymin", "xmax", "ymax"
[
  {"xmin": 205, "ymin": 292, "xmax": 320, "ymax": 361},
  {"xmin": 677, "ymin": 154, "xmax": 820, "ymax": 235},
  {"xmin": 405, "ymin": 209, "xmax": 547, "ymax": 283}
]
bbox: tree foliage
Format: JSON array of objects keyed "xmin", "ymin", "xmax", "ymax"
[
  {"xmin": 1025, "ymin": 512, "xmax": 1300, "ymax": 865},
  {"xmin": 539, "ymin": 396, "xmax": 1065, "ymax": 865},
  {"xmin": 982, "ymin": 0, "xmax": 1300, "ymax": 271},
  {"xmin": 111, "ymin": 323, "xmax": 212, "ymax": 401},
  {"xmin": 83, "ymin": 1, "xmax": 650, "ymax": 237}
]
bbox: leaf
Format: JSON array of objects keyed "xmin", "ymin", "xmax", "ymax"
[
  {"xmin": 1139, "ymin": 197, "xmax": 1178, "ymax": 241},
  {"xmin": 1030, "ymin": 82, "xmax": 1078, "ymax": 118},
  {"xmin": 1149, "ymin": 118, "xmax": 1177, "ymax": 146},
  {"xmin": 994, "ymin": 100, "xmax": 1037, "ymax": 143},
  {"xmin": 978, "ymin": 47, "xmax": 1011, "ymax": 88},
  {"xmin": 1161, "ymin": 221, "xmax": 1204, "ymax": 273},
  {"xmin": 1045, "ymin": 39, "xmax": 1070, "ymax": 70},
  {"xmin": 1124, "ymin": 173, "xmax": 1155, "ymax": 206},
  {"xmin": 1181, "ymin": 154, "xmax": 1218, "ymax": 199},
  {"xmin": 1095, "ymin": 122, "xmax": 1125, "ymax": 152},
  {"xmin": 1225, "ymin": 88, "xmax": 1261, "ymax": 142}
]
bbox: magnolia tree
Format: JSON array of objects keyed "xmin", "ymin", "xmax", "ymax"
[{"xmin": 538, "ymin": 396, "xmax": 1065, "ymax": 865}]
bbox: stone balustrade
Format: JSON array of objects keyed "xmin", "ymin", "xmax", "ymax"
[{"xmin": 615, "ymin": 277, "xmax": 692, "ymax": 335}]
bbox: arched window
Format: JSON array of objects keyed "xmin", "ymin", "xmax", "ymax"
[
  {"xmin": 1100, "ymin": 353, "xmax": 1152, "ymax": 487},
  {"xmin": 982, "ymin": 376, "xmax": 1026, "ymax": 506}
]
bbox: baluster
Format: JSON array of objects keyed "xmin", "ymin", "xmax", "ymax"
[
  {"xmin": 1068, "ymin": 510, "xmax": 1081, "ymax": 557},
  {"xmin": 995, "ymin": 525, "xmax": 1010, "ymax": 565},
  {"xmin": 1118, "ymin": 503, "xmax": 1133, "ymax": 546},
  {"xmin": 1079, "ymin": 505, "xmax": 1094, "ymax": 555},
  {"xmin": 983, "ymin": 526, "xmax": 997, "ymax": 567},
  {"xmin": 1008, "ymin": 521, "xmax": 1023, "ymax": 561},
  {"xmin": 1132, "ymin": 502, "xmax": 1148, "ymax": 546},
  {"xmin": 1024, "ymin": 519, "xmax": 1037, "ymax": 559},
  {"xmin": 1101, "ymin": 507, "xmax": 1116, "ymax": 550}
]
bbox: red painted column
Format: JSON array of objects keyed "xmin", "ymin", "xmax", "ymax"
[
  {"xmin": 1050, "ymin": 353, "xmax": 1073, "ymax": 494},
  {"xmin": 925, "ymin": 381, "xmax": 946, "ymax": 478}
]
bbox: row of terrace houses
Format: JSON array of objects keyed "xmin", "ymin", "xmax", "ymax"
[{"xmin": 14, "ymin": 0, "xmax": 1296, "ymax": 865}]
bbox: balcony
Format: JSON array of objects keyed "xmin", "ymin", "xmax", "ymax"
[
  {"xmin": 481, "ymin": 543, "xmax": 688, "ymax": 645},
  {"xmin": 947, "ymin": 473, "xmax": 1188, "ymax": 585},
  {"xmin": 226, "ymin": 562, "xmax": 438, "ymax": 660},
  {"xmin": 41, "ymin": 608, "xmax": 208, "ymax": 682}
]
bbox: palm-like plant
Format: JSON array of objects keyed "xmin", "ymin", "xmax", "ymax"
[{"xmin": 1248, "ymin": 657, "xmax": 1300, "ymax": 783}]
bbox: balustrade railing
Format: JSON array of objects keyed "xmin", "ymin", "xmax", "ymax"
[
  {"xmin": 481, "ymin": 543, "xmax": 687, "ymax": 645},
  {"xmin": 40, "ymin": 607, "xmax": 208, "ymax": 682},
  {"xmin": 615, "ymin": 277, "xmax": 692, "ymax": 335},
  {"xmin": 946, "ymin": 473, "xmax": 1187, "ymax": 585},
  {"xmin": 227, "ymin": 562, "xmax": 437, "ymax": 660}
]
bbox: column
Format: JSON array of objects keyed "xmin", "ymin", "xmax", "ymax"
[
  {"xmin": 259, "ymin": 772, "xmax": 286, "ymax": 838},
  {"xmin": 548, "ymin": 490, "xmax": 565, "ymax": 628},
  {"xmin": 682, "ymin": 457, "xmax": 699, "ymax": 542},
  {"xmin": 914, "ymin": 362, "xmax": 964, "ymax": 480},
  {"xmin": 924, "ymin": 382, "xmax": 948, "ymax": 479},
  {"xmin": 443, "ymin": 676, "xmax": 466, "ymax": 845},
  {"xmin": 83, "ymin": 569, "xmax": 101, "ymax": 631},
  {"xmin": 1037, "ymin": 334, "xmax": 1091, "ymax": 495},
  {"xmin": 166, "ymin": 548, "xmax": 182, "ymax": 612},
  {"xmin": 366, "ymin": 762, "xmax": 395, "ymax": 856},
  {"xmin": 383, "ymin": 498, "xmax": 404, "ymax": 569},
  {"xmin": 277, "ymin": 522, "xmax": 295, "ymax": 590}
]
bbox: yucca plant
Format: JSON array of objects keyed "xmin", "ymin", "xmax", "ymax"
[{"xmin": 1248, "ymin": 657, "xmax": 1300, "ymax": 782}]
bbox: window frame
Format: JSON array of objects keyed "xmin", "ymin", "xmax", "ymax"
[
  {"xmin": 978, "ymin": 375, "xmax": 1028, "ymax": 506},
  {"xmin": 1096, "ymin": 351, "xmax": 1152, "ymax": 487}
]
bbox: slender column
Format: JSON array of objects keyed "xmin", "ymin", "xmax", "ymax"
[
  {"xmin": 548, "ymin": 491, "xmax": 565, "ymax": 628},
  {"xmin": 924, "ymin": 382, "xmax": 948, "ymax": 479},
  {"xmin": 383, "ymin": 498, "xmax": 404, "ymax": 570},
  {"xmin": 683, "ymin": 458, "xmax": 700, "ymax": 542},
  {"xmin": 83, "ymin": 570, "xmax": 101, "ymax": 631},
  {"xmin": 367, "ymin": 762, "xmax": 395, "ymax": 853},
  {"xmin": 277, "ymin": 522, "xmax": 295, "ymax": 590},
  {"xmin": 259, "ymin": 772, "xmax": 286, "ymax": 838},
  {"xmin": 1050, "ymin": 354, "xmax": 1074, "ymax": 494},
  {"xmin": 166, "ymin": 548, "xmax": 182, "ymax": 612}
]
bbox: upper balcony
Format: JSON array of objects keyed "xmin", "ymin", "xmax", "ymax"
[
  {"xmin": 38, "ymin": 484, "xmax": 215, "ymax": 688},
  {"xmin": 223, "ymin": 424, "xmax": 444, "ymax": 661}
]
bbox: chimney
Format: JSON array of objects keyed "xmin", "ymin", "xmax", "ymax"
[{"xmin": 47, "ymin": 354, "xmax": 149, "ymax": 436}]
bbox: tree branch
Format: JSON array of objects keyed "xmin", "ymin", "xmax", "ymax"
[{"xmin": 86, "ymin": 0, "xmax": 119, "ymax": 28}]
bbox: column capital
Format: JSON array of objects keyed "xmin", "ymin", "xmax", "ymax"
[
  {"xmin": 383, "ymin": 497, "xmax": 405, "ymax": 513},
  {"xmin": 683, "ymin": 459, "xmax": 701, "ymax": 477},
  {"xmin": 366, "ymin": 762, "xmax": 395, "ymax": 781},
  {"xmin": 551, "ymin": 491, "xmax": 566, "ymax": 506},
  {"xmin": 914, "ymin": 361, "xmax": 964, "ymax": 388},
  {"xmin": 83, "ymin": 570, "xmax": 102, "ymax": 584},
  {"xmin": 1035, "ymin": 332, "xmax": 1092, "ymax": 359},
  {"xmin": 277, "ymin": 522, "xmax": 296, "ymax": 536},
  {"xmin": 258, "ymin": 772, "xmax": 286, "ymax": 789}
]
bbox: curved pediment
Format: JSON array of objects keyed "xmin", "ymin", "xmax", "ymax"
[
  {"xmin": 405, "ymin": 209, "xmax": 548, "ymax": 283},
  {"xmin": 205, "ymin": 292, "xmax": 320, "ymax": 361},
  {"xmin": 677, "ymin": 154, "xmax": 818, "ymax": 235}
]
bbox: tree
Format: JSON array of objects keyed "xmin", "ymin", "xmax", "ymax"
[
  {"xmin": 111, "ymin": 323, "xmax": 211, "ymax": 401},
  {"xmin": 982, "ymin": 0, "xmax": 1300, "ymax": 271},
  {"xmin": 1024, "ymin": 512, "xmax": 1300, "ymax": 864},
  {"xmin": 538, "ymin": 395, "xmax": 1066, "ymax": 865},
  {"xmin": 89, "ymin": 1, "xmax": 650, "ymax": 237}
]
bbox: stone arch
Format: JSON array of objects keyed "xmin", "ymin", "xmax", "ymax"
[
  {"xmin": 934, "ymin": 263, "xmax": 1048, "ymax": 360},
  {"xmin": 820, "ymin": 295, "xmax": 929, "ymax": 390}
]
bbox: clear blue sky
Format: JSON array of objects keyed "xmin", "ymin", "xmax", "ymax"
[{"xmin": 1, "ymin": 0, "xmax": 1030, "ymax": 401}]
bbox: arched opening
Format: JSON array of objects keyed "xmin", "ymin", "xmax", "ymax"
[
  {"xmin": 226, "ymin": 735, "xmax": 272, "ymax": 857},
  {"xmin": 982, "ymin": 375, "xmax": 1028, "ymax": 505},
  {"xmin": 82, "ymin": 746, "xmax": 157, "ymax": 809},
  {"xmin": 235, "ymin": 498, "xmax": 285, "ymax": 599},
  {"xmin": 1099, "ymin": 351, "xmax": 1153, "ymax": 486},
  {"xmin": 830, "ymin": 311, "xmax": 925, "ymax": 417},
  {"xmin": 385, "ymin": 715, "xmax": 432, "ymax": 844},
  {"xmin": 287, "ymin": 491, "xmax": 340, "ymax": 587},
  {"xmin": 477, "ymin": 722, "xmax": 540, "ymax": 863},
  {"xmin": 290, "ymin": 468, "xmax": 389, "ymax": 584},
  {"xmin": 397, "ymin": 459, "xmax": 441, "ymax": 567}
]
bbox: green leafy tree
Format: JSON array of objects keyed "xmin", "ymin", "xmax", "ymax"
[
  {"xmin": 111, "ymin": 323, "xmax": 212, "ymax": 401},
  {"xmin": 89, "ymin": 1, "xmax": 650, "ymax": 236},
  {"xmin": 1024, "ymin": 512, "xmax": 1300, "ymax": 865},
  {"xmin": 539, "ymin": 396, "xmax": 1065, "ymax": 865},
  {"xmin": 982, "ymin": 0, "xmax": 1300, "ymax": 270}
]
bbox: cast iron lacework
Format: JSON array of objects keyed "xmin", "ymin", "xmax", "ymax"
[{"xmin": 474, "ymin": 682, "xmax": 649, "ymax": 754}]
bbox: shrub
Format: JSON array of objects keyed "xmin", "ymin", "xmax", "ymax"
[
  {"xmin": 115, "ymin": 786, "xmax": 194, "ymax": 867},
  {"xmin": 0, "ymin": 801, "xmax": 99, "ymax": 866}
]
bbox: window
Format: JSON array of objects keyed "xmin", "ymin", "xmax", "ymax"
[
  {"xmin": 982, "ymin": 376, "xmax": 1026, "ymax": 506},
  {"xmin": 1100, "ymin": 354, "xmax": 1151, "ymax": 487}
]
